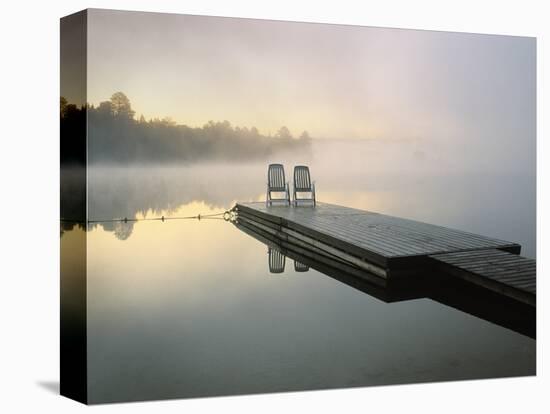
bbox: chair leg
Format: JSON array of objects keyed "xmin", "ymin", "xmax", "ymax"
[{"xmin": 287, "ymin": 183, "xmax": 291, "ymax": 206}]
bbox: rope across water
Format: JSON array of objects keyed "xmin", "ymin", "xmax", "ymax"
[{"xmin": 62, "ymin": 207, "xmax": 237, "ymax": 224}]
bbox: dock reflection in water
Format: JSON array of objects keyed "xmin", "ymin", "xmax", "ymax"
[{"xmin": 240, "ymin": 222, "xmax": 535, "ymax": 339}]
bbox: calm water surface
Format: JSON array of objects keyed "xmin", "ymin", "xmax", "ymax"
[{"xmin": 64, "ymin": 141, "xmax": 536, "ymax": 403}]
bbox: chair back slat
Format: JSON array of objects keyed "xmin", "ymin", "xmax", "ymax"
[
  {"xmin": 294, "ymin": 166, "xmax": 311, "ymax": 191},
  {"xmin": 268, "ymin": 164, "xmax": 286, "ymax": 191}
]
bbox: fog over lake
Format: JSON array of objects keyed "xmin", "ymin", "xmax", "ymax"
[{"xmin": 85, "ymin": 139, "xmax": 535, "ymax": 259}]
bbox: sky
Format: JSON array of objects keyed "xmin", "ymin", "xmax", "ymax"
[{"xmin": 86, "ymin": 9, "xmax": 535, "ymax": 164}]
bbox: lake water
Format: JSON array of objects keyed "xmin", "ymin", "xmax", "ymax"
[{"xmin": 62, "ymin": 140, "xmax": 536, "ymax": 403}]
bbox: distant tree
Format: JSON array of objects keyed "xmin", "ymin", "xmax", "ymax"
[
  {"xmin": 299, "ymin": 130, "xmax": 311, "ymax": 140},
  {"xmin": 161, "ymin": 116, "xmax": 176, "ymax": 126},
  {"xmin": 110, "ymin": 92, "xmax": 135, "ymax": 119},
  {"xmin": 64, "ymin": 103, "xmax": 80, "ymax": 118},
  {"xmin": 73, "ymin": 92, "xmax": 311, "ymax": 165},
  {"xmin": 276, "ymin": 126, "xmax": 292, "ymax": 139},
  {"xmin": 60, "ymin": 96, "xmax": 68, "ymax": 118},
  {"xmin": 97, "ymin": 101, "xmax": 113, "ymax": 117}
]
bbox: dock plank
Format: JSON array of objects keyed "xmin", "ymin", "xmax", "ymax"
[
  {"xmin": 429, "ymin": 249, "xmax": 536, "ymax": 305},
  {"xmin": 236, "ymin": 202, "xmax": 520, "ymax": 260}
]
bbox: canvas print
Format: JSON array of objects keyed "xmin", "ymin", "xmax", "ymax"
[{"xmin": 60, "ymin": 9, "xmax": 536, "ymax": 404}]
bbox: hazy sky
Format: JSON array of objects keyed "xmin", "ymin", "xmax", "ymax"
[{"xmin": 87, "ymin": 9, "xmax": 535, "ymax": 155}]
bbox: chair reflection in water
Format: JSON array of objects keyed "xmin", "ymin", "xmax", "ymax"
[
  {"xmin": 268, "ymin": 247, "xmax": 286, "ymax": 273},
  {"xmin": 267, "ymin": 247, "xmax": 309, "ymax": 274},
  {"xmin": 294, "ymin": 261, "xmax": 309, "ymax": 272}
]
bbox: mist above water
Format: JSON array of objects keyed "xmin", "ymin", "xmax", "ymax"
[{"xmin": 84, "ymin": 139, "xmax": 535, "ymax": 258}]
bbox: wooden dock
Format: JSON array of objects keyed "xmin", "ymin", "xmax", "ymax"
[{"xmin": 235, "ymin": 202, "xmax": 535, "ymax": 306}]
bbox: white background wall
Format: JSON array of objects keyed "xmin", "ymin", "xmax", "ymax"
[{"xmin": 0, "ymin": 0, "xmax": 547, "ymax": 412}]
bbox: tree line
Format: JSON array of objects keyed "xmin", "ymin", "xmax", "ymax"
[{"xmin": 61, "ymin": 92, "xmax": 312, "ymax": 165}]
